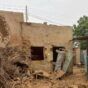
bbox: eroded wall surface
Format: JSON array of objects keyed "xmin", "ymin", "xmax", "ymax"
[
  {"xmin": 0, "ymin": 10, "xmax": 24, "ymax": 47},
  {"xmin": 22, "ymin": 23, "xmax": 73, "ymax": 71}
]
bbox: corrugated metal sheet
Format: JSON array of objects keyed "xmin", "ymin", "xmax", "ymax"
[{"xmin": 62, "ymin": 50, "xmax": 73, "ymax": 73}]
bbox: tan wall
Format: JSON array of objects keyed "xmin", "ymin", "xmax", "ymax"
[
  {"xmin": 22, "ymin": 23, "xmax": 73, "ymax": 71},
  {"xmin": 22, "ymin": 23, "xmax": 73, "ymax": 48},
  {"xmin": 0, "ymin": 10, "xmax": 23, "ymax": 47},
  {"xmin": 74, "ymin": 48, "xmax": 81, "ymax": 65}
]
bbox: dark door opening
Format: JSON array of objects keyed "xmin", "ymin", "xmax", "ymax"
[
  {"xmin": 31, "ymin": 47, "xmax": 44, "ymax": 60},
  {"xmin": 53, "ymin": 47, "xmax": 65, "ymax": 62}
]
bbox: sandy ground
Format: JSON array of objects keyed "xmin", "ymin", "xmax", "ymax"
[
  {"xmin": 30, "ymin": 66, "xmax": 88, "ymax": 88},
  {"xmin": 16, "ymin": 66, "xmax": 88, "ymax": 88}
]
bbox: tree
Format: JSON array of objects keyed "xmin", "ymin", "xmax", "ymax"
[{"xmin": 73, "ymin": 16, "xmax": 88, "ymax": 49}]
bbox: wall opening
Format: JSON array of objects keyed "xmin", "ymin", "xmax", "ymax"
[
  {"xmin": 53, "ymin": 47, "xmax": 65, "ymax": 62},
  {"xmin": 31, "ymin": 47, "xmax": 44, "ymax": 60}
]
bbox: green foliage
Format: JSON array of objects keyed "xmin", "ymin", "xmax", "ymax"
[{"xmin": 73, "ymin": 16, "xmax": 88, "ymax": 49}]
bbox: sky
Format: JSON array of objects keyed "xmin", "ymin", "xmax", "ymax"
[{"xmin": 0, "ymin": 0, "xmax": 88, "ymax": 26}]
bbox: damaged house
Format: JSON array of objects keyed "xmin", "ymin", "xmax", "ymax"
[{"xmin": 0, "ymin": 10, "xmax": 73, "ymax": 73}]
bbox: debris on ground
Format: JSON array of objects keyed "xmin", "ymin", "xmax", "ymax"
[
  {"xmin": 0, "ymin": 39, "xmax": 31, "ymax": 88},
  {"xmin": 0, "ymin": 40, "xmax": 88, "ymax": 88},
  {"xmin": 0, "ymin": 45, "xmax": 87, "ymax": 88},
  {"xmin": 33, "ymin": 70, "xmax": 50, "ymax": 79}
]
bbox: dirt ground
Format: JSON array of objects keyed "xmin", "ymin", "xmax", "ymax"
[
  {"xmin": 7, "ymin": 66, "xmax": 88, "ymax": 88},
  {"xmin": 0, "ymin": 46, "xmax": 87, "ymax": 88},
  {"xmin": 30, "ymin": 66, "xmax": 88, "ymax": 88}
]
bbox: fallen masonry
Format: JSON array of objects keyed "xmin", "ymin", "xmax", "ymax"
[{"xmin": 0, "ymin": 45, "xmax": 72, "ymax": 88}]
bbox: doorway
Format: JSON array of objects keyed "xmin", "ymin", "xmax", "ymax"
[
  {"xmin": 53, "ymin": 47, "xmax": 64, "ymax": 62},
  {"xmin": 52, "ymin": 46, "xmax": 65, "ymax": 71}
]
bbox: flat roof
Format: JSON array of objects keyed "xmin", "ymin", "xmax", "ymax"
[{"xmin": 73, "ymin": 36, "xmax": 88, "ymax": 40}]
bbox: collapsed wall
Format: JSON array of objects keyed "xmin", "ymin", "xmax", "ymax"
[
  {"xmin": 0, "ymin": 10, "xmax": 24, "ymax": 47},
  {"xmin": 0, "ymin": 11, "xmax": 31, "ymax": 88},
  {"xmin": 0, "ymin": 15, "xmax": 9, "ymax": 47}
]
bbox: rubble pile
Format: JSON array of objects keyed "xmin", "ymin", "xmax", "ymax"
[
  {"xmin": 0, "ymin": 39, "xmax": 31, "ymax": 88},
  {"xmin": 0, "ymin": 37, "xmax": 87, "ymax": 88}
]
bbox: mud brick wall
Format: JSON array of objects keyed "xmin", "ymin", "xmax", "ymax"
[
  {"xmin": 0, "ymin": 10, "xmax": 23, "ymax": 47},
  {"xmin": 22, "ymin": 23, "xmax": 73, "ymax": 72}
]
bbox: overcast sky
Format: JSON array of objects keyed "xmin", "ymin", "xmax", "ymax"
[{"xmin": 0, "ymin": 0, "xmax": 88, "ymax": 26}]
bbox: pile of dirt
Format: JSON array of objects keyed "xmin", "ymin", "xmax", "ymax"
[
  {"xmin": 0, "ymin": 38, "xmax": 88, "ymax": 88},
  {"xmin": 0, "ymin": 39, "xmax": 31, "ymax": 88},
  {"xmin": 0, "ymin": 47, "xmax": 88, "ymax": 88}
]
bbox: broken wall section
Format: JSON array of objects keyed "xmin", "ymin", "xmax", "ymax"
[{"xmin": 0, "ymin": 10, "xmax": 24, "ymax": 47}]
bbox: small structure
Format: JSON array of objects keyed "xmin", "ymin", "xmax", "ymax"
[
  {"xmin": 73, "ymin": 44, "xmax": 81, "ymax": 65},
  {"xmin": 0, "ymin": 10, "xmax": 73, "ymax": 73},
  {"xmin": 73, "ymin": 36, "xmax": 88, "ymax": 73}
]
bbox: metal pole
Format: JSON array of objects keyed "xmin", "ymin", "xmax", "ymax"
[{"xmin": 25, "ymin": 5, "xmax": 28, "ymax": 22}]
